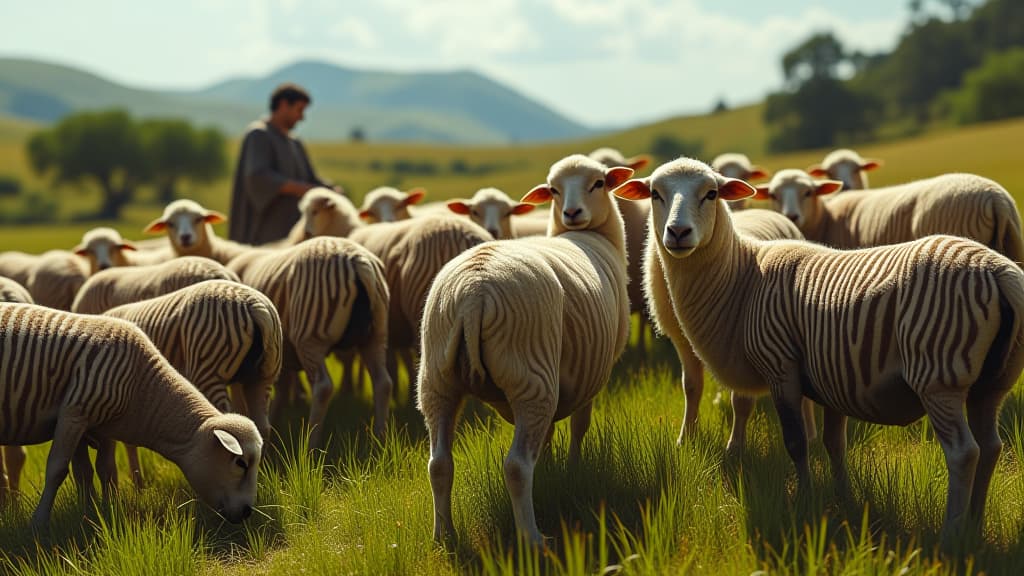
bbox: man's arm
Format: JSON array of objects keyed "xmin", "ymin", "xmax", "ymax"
[{"xmin": 242, "ymin": 130, "xmax": 315, "ymax": 212}]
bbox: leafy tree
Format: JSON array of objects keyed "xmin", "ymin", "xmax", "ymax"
[
  {"xmin": 141, "ymin": 119, "xmax": 226, "ymax": 203},
  {"xmin": 650, "ymin": 134, "xmax": 703, "ymax": 164},
  {"xmin": 941, "ymin": 47, "xmax": 1024, "ymax": 123},
  {"xmin": 26, "ymin": 109, "xmax": 146, "ymax": 219}
]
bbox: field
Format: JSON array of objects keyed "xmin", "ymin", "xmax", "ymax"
[{"xmin": 3, "ymin": 113, "xmax": 1024, "ymax": 573}]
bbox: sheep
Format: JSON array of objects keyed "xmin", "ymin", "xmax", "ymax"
[
  {"xmin": 226, "ymin": 237, "xmax": 392, "ymax": 446},
  {"xmin": 0, "ymin": 250, "xmax": 89, "ymax": 311},
  {"xmin": 348, "ymin": 216, "xmax": 492, "ymax": 389},
  {"xmin": 0, "ymin": 303, "xmax": 264, "ymax": 530},
  {"xmin": 446, "ymin": 187, "xmax": 535, "ymax": 239},
  {"xmin": 104, "ymin": 280, "xmax": 283, "ymax": 487},
  {"xmin": 588, "ymin": 147, "xmax": 653, "ymax": 351},
  {"xmin": 417, "ymin": 154, "xmax": 633, "ymax": 545},
  {"xmin": 144, "ymin": 199, "xmax": 251, "ymax": 264},
  {"xmin": 754, "ymin": 170, "xmax": 1024, "ymax": 266},
  {"xmin": 513, "ymin": 210, "xmax": 553, "ymax": 238},
  {"xmin": 72, "ymin": 227, "xmax": 137, "ymax": 275},
  {"xmin": 644, "ymin": 208, "xmax": 817, "ymax": 451},
  {"xmin": 299, "ymin": 187, "xmax": 364, "ymax": 239},
  {"xmin": 612, "ymin": 156, "xmax": 1024, "ymax": 545},
  {"xmin": 71, "ymin": 256, "xmax": 239, "ymax": 315},
  {"xmin": 806, "ymin": 148, "xmax": 883, "ymax": 191},
  {"xmin": 0, "ymin": 277, "xmax": 32, "ymax": 503},
  {"xmin": 711, "ymin": 153, "xmax": 771, "ymax": 210},
  {"xmin": 358, "ymin": 186, "xmax": 427, "ymax": 223}
]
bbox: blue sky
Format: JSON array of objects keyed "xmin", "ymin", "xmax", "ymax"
[{"xmin": 2, "ymin": 0, "xmax": 923, "ymax": 127}]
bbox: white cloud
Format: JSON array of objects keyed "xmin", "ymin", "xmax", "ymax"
[
  {"xmin": 377, "ymin": 0, "xmax": 538, "ymax": 58},
  {"xmin": 330, "ymin": 17, "xmax": 378, "ymax": 50}
]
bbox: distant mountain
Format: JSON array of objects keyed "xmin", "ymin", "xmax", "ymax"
[{"xmin": 0, "ymin": 58, "xmax": 592, "ymax": 143}]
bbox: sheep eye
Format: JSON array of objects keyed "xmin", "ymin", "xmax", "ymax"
[
  {"xmin": 550, "ymin": 188, "xmax": 560, "ymax": 196},
  {"xmin": 235, "ymin": 457, "xmax": 248, "ymax": 471},
  {"xmin": 804, "ymin": 190, "xmax": 812, "ymax": 198},
  {"xmin": 706, "ymin": 190, "xmax": 718, "ymax": 201},
  {"xmin": 167, "ymin": 222, "xmax": 177, "ymax": 229},
  {"xmin": 592, "ymin": 179, "xmax": 604, "ymax": 191},
  {"xmin": 651, "ymin": 189, "xmax": 663, "ymax": 202}
]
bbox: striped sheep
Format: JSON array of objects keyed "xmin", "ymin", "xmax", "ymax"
[
  {"xmin": 71, "ymin": 256, "xmax": 239, "ymax": 315},
  {"xmin": 358, "ymin": 186, "xmax": 426, "ymax": 223},
  {"xmin": 711, "ymin": 153, "xmax": 771, "ymax": 210},
  {"xmin": 644, "ymin": 208, "xmax": 815, "ymax": 451},
  {"xmin": 0, "ymin": 250, "xmax": 89, "ymax": 311},
  {"xmin": 348, "ymin": 216, "xmax": 492, "ymax": 389},
  {"xmin": 417, "ymin": 154, "xmax": 633, "ymax": 545},
  {"xmin": 613, "ymin": 157, "xmax": 1024, "ymax": 544},
  {"xmin": 0, "ymin": 277, "xmax": 32, "ymax": 502},
  {"xmin": 144, "ymin": 199, "xmax": 251, "ymax": 263},
  {"xmin": 73, "ymin": 227, "xmax": 137, "ymax": 274},
  {"xmin": 104, "ymin": 280, "xmax": 283, "ymax": 487},
  {"xmin": 227, "ymin": 237, "xmax": 391, "ymax": 446},
  {"xmin": 755, "ymin": 170, "xmax": 1024, "ymax": 266},
  {"xmin": 0, "ymin": 303, "xmax": 264, "ymax": 529},
  {"xmin": 446, "ymin": 187, "xmax": 535, "ymax": 239},
  {"xmin": 807, "ymin": 148, "xmax": 882, "ymax": 191}
]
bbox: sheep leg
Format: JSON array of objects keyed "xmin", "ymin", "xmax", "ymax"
[
  {"xmin": 924, "ymin": 394, "xmax": 979, "ymax": 547},
  {"xmin": 242, "ymin": 381, "xmax": 272, "ymax": 446},
  {"xmin": 305, "ymin": 359, "xmax": 334, "ymax": 450},
  {"xmin": 505, "ymin": 397, "xmax": 558, "ymax": 546},
  {"xmin": 399, "ymin": 348, "xmax": 417, "ymax": 395},
  {"xmin": 32, "ymin": 410, "xmax": 88, "ymax": 530},
  {"xmin": 966, "ymin": 390, "xmax": 1003, "ymax": 529},
  {"xmin": 821, "ymin": 407, "xmax": 850, "ymax": 499},
  {"xmin": 676, "ymin": 337, "xmax": 705, "ymax": 444},
  {"xmin": 360, "ymin": 344, "xmax": 393, "ymax": 440},
  {"xmin": 726, "ymin": 393, "xmax": 755, "ymax": 455},
  {"xmin": 568, "ymin": 402, "xmax": 593, "ymax": 464},
  {"xmin": 802, "ymin": 398, "xmax": 818, "ymax": 442},
  {"xmin": 3, "ymin": 445, "xmax": 26, "ymax": 494},
  {"xmin": 226, "ymin": 382, "xmax": 246, "ymax": 414},
  {"xmin": 125, "ymin": 444, "xmax": 145, "ymax": 489},
  {"xmin": 94, "ymin": 438, "xmax": 118, "ymax": 501},
  {"xmin": 770, "ymin": 378, "xmax": 811, "ymax": 493},
  {"xmin": 71, "ymin": 441, "xmax": 95, "ymax": 510},
  {"xmin": 270, "ymin": 370, "xmax": 299, "ymax": 426},
  {"xmin": 423, "ymin": 392, "xmax": 462, "ymax": 544}
]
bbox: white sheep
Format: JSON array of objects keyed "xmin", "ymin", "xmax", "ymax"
[
  {"xmin": 0, "ymin": 303, "xmax": 264, "ymax": 530},
  {"xmin": 358, "ymin": 186, "xmax": 427, "ymax": 223},
  {"xmin": 227, "ymin": 237, "xmax": 392, "ymax": 445},
  {"xmin": 0, "ymin": 277, "xmax": 32, "ymax": 502},
  {"xmin": 417, "ymin": 154, "xmax": 633, "ymax": 545},
  {"xmin": 71, "ymin": 256, "xmax": 239, "ymax": 315},
  {"xmin": 754, "ymin": 170, "xmax": 1024, "ymax": 265},
  {"xmin": 806, "ymin": 148, "xmax": 883, "ymax": 191},
  {"xmin": 298, "ymin": 187, "xmax": 365, "ymax": 239},
  {"xmin": 613, "ymin": 157, "xmax": 1024, "ymax": 545},
  {"xmin": 104, "ymin": 280, "xmax": 283, "ymax": 487},
  {"xmin": 144, "ymin": 199, "xmax": 251, "ymax": 264},
  {"xmin": 711, "ymin": 153, "xmax": 771, "ymax": 210},
  {"xmin": 72, "ymin": 227, "xmax": 137, "ymax": 275},
  {"xmin": 0, "ymin": 250, "xmax": 89, "ymax": 311},
  {"xmin": 446, "ymin": 187, "xmax": 535, "ymax": 239}
]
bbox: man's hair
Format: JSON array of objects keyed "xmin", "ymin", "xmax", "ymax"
[{"xmin": 270, "ymin": 83, "xmax": 311, "ymax": 111}]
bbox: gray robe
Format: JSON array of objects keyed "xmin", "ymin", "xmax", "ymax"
[{"xmin": 228, "ymin": 120, "xmax": 328, "ymax": 245}]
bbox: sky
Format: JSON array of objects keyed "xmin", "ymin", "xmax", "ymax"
[{"xmin": 1, "ymin": 0, "xmax": 916, "ymax": 128}]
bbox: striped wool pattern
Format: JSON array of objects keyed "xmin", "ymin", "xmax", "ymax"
[
  {"xmin": 71, "ymin": 256, "xmax": 239, "ymax": 314},
  {"xmin": 0, "ymin": 277, "xmax": 33, "ymax": 305}
]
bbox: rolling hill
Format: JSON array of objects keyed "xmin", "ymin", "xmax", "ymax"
[{"xmin": 0, "ymin": 58, "xmax": 591, "ymax": 144}]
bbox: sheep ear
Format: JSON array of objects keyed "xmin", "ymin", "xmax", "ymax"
[
  {"xmin": 625, "ymin": 155, "xmax": 651, "ymax": 171},
  {"xmin": 510, "ymin": 203, "xmax": 535, "ymax": 215},
  {"xmin": 815, "ymin": 180, "xmax": 844, "ymax": 196},
  {"xmin": 143, "ymin": 218, "xmax": 168, "ymax": 234},
  {"xmin": 806, "ymin": 164, "xmax": 829, "ymax": 177},
  {"xmin": 447, "ymin": 201, "xmax": 471, "ymax": 215},
  {"xmin": 403, "ymin": 188, "xmax": 426, "ymax": 206},
  {"xmin": 860, "ymin": 159, "xmax": 883, "ymax": 171},
  {"xmin": 752, "ymin": 184, "xmax": 772, "ymax": 200},
  {"xmin": 118, "ymin": 242, "xmax": 137, "ymax": 252},
  {"xmin": 611, "ymin": 179, "xmax": 650, "ymax": 201},
  {"xmin": 719, "ymin": 178, "xmax": 757, "ymax": 201},
  {"xmin": 521, "ymin": 184, "xmax": 553, "ymax": 205},
  {"xmin": 203, "ymin": 211, "xmax": 227, "ymax": 225},
  {"xmin": 358, "ymin": 210, "xmax": 373, "ymax": 220},
  {"xmin": 214, "ymin": 429, "xmax": 244, "ymax": 456},
  {"xmin": 747, "ymin": 165, "xmax": 771, "ymax": 181},
  {"xmin": 604, "ymin": 166, "xmax": 634, "ymax": 191},
  {"xmin": 72, "ymin": 245, "xmax": 88, "ymax": 256}
]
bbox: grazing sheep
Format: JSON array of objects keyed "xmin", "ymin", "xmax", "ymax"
[
  {"xmin": 711, "ymin": 153, "xmax": 771, "ymax": 210},
  {"xmin": 227, "ymin": 237, "xmax": 392, "ymax": 445},
  {"xmin": 0, "ymin": 303, "xmax": 264, "ymax": 529},
  {"xmin": 613, "ymin": 157, "xmax": 1024, "ymax": 544},
  {"xmin": 71, "ymin": 256, "xmax": 239, "ymax": 315},
  {"xmin": 72, "ymin": 227, "xmax": 137, "ymax": 275},
  {"xmin": 348, "ymin": 216, "xmax": 492, "ymax": 388},
  {"xmin": 806, "ymin": 148, "xmax": 882, "ymax": 191},
  {"xmin": 645, "ymin": 208, "xmax": 816, "ymax": 451},
  {"xmin": 446, "ymin": 187, "xmax": 535, "ymax": 239},
  {"xmin": 144, "ymin": 199, "xmax": 251, "ymax": 263},
  {"xmin": 417, "ymin": 154, "xmax": 633, "ymax": 545},
  {"xmin": 104, "ymin": 280, "xmax": 283, "ymax": 487},
  {"xmin": 754, "ymin": 170, "xmax": 1024, "ymax": 266},
  {"xmin": 0, "ymin": 278, "xmax": 32, "ymax": 502},
  {"xmin": 358, "ymin": 186, "xmax": 426, "ymax": 223}
]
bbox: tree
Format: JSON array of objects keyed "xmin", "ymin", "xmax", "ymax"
[
  {"xmin": 942, "ymin": 47, "xmax": 1024, "ymax": 123},
  {"xmin": 26, "ymin": 109, "xmax": 146, "ymax": 219},
  {"xmin": 141, "ymin": 119, "xmax": 226, "ymax": 203},
  {"xmin": 650, "ymin": 134, "xmax": 703, "ymax": 164}
]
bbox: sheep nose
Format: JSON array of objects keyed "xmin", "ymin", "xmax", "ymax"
[
  {"xmin": 98, "ymin": 263, "xmax": 110, "ymax": 271},
  {"xmin": 667, "ymin": 225, "xmax": 692, "ymax": 240},
  {"xmin": 241, "ymin": 505, "xmax": 253, "ymax": 520},
  {"xmin": 180, "ymin": 234, "xmax": 193, "ymax": 245},
  {"xmin": 486, "ymin": 228, "xmax": 499, "ymax": 238},
  {"xmin": 563, "ymin": 208, "xmax": 582, "ymax": 220},
  {"xmin": 785, "ymin": 213, "xmax": 800, "ymax": 223}
]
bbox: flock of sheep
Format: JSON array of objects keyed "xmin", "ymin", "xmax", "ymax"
[{"xmin": 1, "ymin": 146, "xmax": 1022, "ymax": 553}]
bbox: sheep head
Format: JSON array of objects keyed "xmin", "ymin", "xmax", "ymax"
[
  {"xmin": 447, "ymin": 187, "xmax": 534, "ymax": 239},
  {"xmin": 179, "ymin": 414, "xmax": 263, "ymax": 524},
  {"xmin": 144, "ymin": 199, "xmax": 226, "ymax": 256},
  {"xmin": 522, "ymin": 154, "xmax": 633, "ymax": 235}
]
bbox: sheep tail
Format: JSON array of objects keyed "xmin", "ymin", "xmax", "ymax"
[{"xmin": 992, "ymin": 190, "xmax": 1024, "ymax": 269}]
